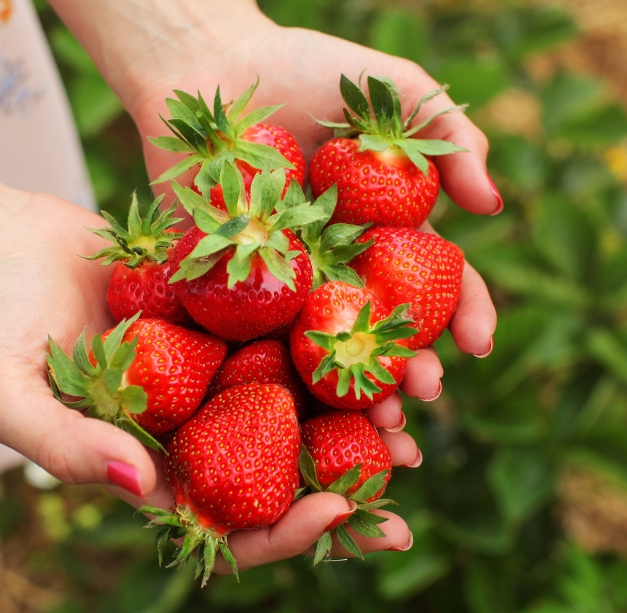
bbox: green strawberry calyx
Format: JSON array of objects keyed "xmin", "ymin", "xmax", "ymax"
[
  {"xmin": 46, "ymin": 313, "xmax": 164, "ymax": 452},
  {"xmin": 84, "ymin": 193, "xmax": 183, "ymax": 269},
  {"xmin": 137, "ymin": 504, "xmax": 238, "ymax": 587},
  {"xmin": 294, "ymin": 183, "xmax": 374, "ymax": 289},
  {"xmin": 149, "ymin": 78, "xmax": 294, "ymax": 195},
  {"xmin": 305, "ymin": 302, "xmax": 417, "ymax": 400},
  {"xmin": 169, "ymin": 162, "xmax": 326, "ymax": 291},
  {"xmin": 316, "ymin": 73, "xmax": 468, "ymax": 176},
  {"xmin": 298, "ymin": 445, "xmax": 397, "ymax": 564}
]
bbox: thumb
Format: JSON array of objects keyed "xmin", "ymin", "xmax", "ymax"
[{"xmin": 2, "ymin": 393, "xmax": 158, "ymax": 498}]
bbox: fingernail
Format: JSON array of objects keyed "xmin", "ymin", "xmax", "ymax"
[
  {"xmin": 473, "ymin": 336, "xmax": 494, "ymax": 359},
  {"xmin": 487, "ymin": 175, "xmax": 504, "ymax": 215},
  {"xmin": 106, "ymin": 461, "xmax": 143, "ymax": 497},
  {"xmin": 386, "ymin": 531, "xmax": 414, "ymax": 552},
  {"xmin": 384, "ymin": 412, "xmax": 406, "ymax": 433},
  {"xmin": 402, "ymin": 448, "xmax": 423, "ymax": 469},
  {"xmin": 325, "ymin": 500, "xmax": 357, "ymax": 532},
  {"xmin": 419, "ymin": 380, "xmax": 442, "ymax": 402}
]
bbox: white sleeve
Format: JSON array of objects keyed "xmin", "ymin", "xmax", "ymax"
[{"xmin": 0, "ymin": 0, "xmax": 96, "ymax": 211}]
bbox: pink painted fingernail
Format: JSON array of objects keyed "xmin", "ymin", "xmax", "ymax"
[
  {"xmin": 386, "ymin": 531, "xmax": 414, "ymax": 552},
  {"xmin": 384, "ymin": 412, "xmax": 406, "ymax": 433},
  {"xmin": 325, "ymin": 500, "xmax": 357, "ymax": 532},
  {"xmin": 487, "ymin": 175, "xmax": 504, "ymax": 215},
  {"xmin": 473, "ymin": 336, "xmax": 494, "ymax": 359},
  {"xmin": 402, "ymin": 448, "xmax": 423, "ymax": 469},
  {"xmin": 419, "ymin": 380, "xmax": 442, "ymax": 402},
  {"xmin": 106, "ymin": 461, "xmax": 143, "ymax": 497}
]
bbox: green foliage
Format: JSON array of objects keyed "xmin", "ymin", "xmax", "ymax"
[{"xmin": 5, "ymin": 0, "xmax": 626, "ymax": 611}]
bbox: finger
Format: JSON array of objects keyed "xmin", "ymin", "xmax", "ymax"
[
  {"xmin": 399, "ymin": 346, "xmax": 444, "ymax": 401},
  {"xmin": 328, "ymin": 510, "xmax": 413, "ymax": 557},
  {"xmin": 378, "ymin": 60, "xmax": 503, "ymax": 217},
  {"xmin": 367, "ymin": 393, "xmax": 405, "ymax": 432},
  {"xmin": 4, "ymin": 393, "xmax": 157, "ymax": 498},
  {"xmin": 449, "ymin": 261, "xmax": 497, "ymax": 357},
  {"xmin": 213, "ymin": 492, "xmax": 355, "ymax": 574},
  {"xmin": 378, "ymin": 430, "xmax": 422, "ymax": 468}
]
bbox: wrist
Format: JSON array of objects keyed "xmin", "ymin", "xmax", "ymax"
[{"xmin": 48, "ymin": 0, "xmax": 273, "ymax": 117}]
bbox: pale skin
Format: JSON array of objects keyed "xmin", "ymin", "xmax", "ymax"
[{"xmin": 0, "ymin": 0, "xmax": 498, "ymax": 572}]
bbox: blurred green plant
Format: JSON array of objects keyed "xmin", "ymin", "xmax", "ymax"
[{"xmin": 3, "ymin": 1, "xmax": 627, "ymax": 612}]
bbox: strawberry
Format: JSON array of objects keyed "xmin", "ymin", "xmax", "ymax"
[
  {"xmin": 168, "ymin": 163, "xmax": 324, "ymax": 342},
  {"xmin": 207, "ymin": 339, "xmax": 310, "ymax": 418},
  {"xmin": 85, "ymin": 193, "xmax": 190, "ymax": 325},
  {"xmin": 309, "ymin": 75, "xmax": 466, "ymax": 227},
  {"xmin": 139, "ymin": 383, "xmax": 301, "ymax": 584},
  {"xmin": 299, "ymin": 410, "xmax": 395, "ymax": 563},
  {"xmin": 46, "ymin": 314, "xmax": 227, "ymax": 446},
  {"xmin": 150, "ymin": 80, "xmax": 305, "ymax": 208},
  {"xmin": 289, "ymin": 281, "xmax": 416, "ymax": 410},
  {"xmin": 350, "ymin": 227, "xmax": 464, "ymax": 349}
]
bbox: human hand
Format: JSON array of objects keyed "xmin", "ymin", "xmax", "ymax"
[{"xmin": 0, "ymin": 181, "xmax": 415, "ymax": 564}]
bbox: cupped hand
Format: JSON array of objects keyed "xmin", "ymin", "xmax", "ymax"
[{"xmin": 128, "ymin": 15, "xmax": 497, "ymax": 375}]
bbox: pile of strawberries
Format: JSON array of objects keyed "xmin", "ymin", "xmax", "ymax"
[{"xmin": 47, "ymin": 75, "xmax": 466, "ymax": 584}]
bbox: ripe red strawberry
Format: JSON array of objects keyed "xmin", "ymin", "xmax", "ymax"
[
  {"xmin": 350, "ymin": 227, "xmax": 464, "ymax": 349},
  {"xmin": 168, "ymin": 163, "xmax": 324, "ymax": 342},
  {"xmin": 86, "ymin": 193, "xmax": 191, "ymax": 325},
  {"xmin": 301, "ymin": 410, "xmax": 391, "ymax": 500},
  {"xmin": 309, "ymin": 75, "xmax": 466, "ymax": 227},
  {"xmin": 289, "ymin": 281, "xmax": 416, "ymax": 410},
  {"xmin": 299, "ymin": 410, "xmax": 395, "ymax": 563},
  {"xmin": 207, "ymin": 339, "xmax": 310, "ymax": 418},
  {"xmin": 139, "ymin": 383, "xmax": 301, "ymax": 584},
  {"xmin": 47, "ymin": 314, "xmax": 227, "ymax": 447},
  {"xmin": 150, "ymin": 80, "xmax": 305, "ymax": 208}
]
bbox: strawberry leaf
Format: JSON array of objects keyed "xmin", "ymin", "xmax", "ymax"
[
  {"xmin": 350, "ymin": 470, "xmax": 390, "ymax": 503},
  {"xmin": 235, "ymin": 140, "xmax": 295, "ymax": 171},
  {"xmin": 367, "ymin": 75, "xmax": 401, "ymax": 136},
  {"xmin": 321, "ymin": 265, "xmax": 365, "ymax": 288},
  {"xmin": 152, "ymin": 154, "xmax": 204, "ymax": 185},
  {"xmin": 352, "ymin": 302, "xmax": 372, "ymax": 334},
  {"xmin": 226, "ymin": 243, "xmax": 258, "ymax": 288},
  {"xmin": 327, "ymin": 464, "xmax": 362, "ymax": 496},
  {"xmin": 313, "ymin": 531, "xmax": 334, "ymax": 566},
  {"xmin": 235, "ymin": 104, "xmax": 285, "ymax": 134},
  {"xmin": 227, "ymin": 79, "xmax": 257, "ymax": 123},
  {"xmin": 299, "ymin": 445, "xmax": 323, "ymax": 491},
  {"xmin": 259, "ymin": 247, "xmax": 296, "ymax": 291},
  {"xmin": 347, "ymin": 511, "xmax": 386, "ymax": 538},
  {"xmin": 340, "ymin": 73, "xmax": 371, "ymax": 123},
  {"xmin": 335, "ymin": 524, "xmax": 364, "ymax": 559},
  {"xmin": 118, "ymin": 385, "xmax": 148, "ymax": 414},
  {"xmin": 146, "ymin": 136, "xmax": 193, "ymax": 154},
  {"xmin": 351, "ymin": 365, "xmax": 383, "ymax": 399},
  {"xmin": 115, "ymin": 413, "xmax": 165, "ymax": 452}
]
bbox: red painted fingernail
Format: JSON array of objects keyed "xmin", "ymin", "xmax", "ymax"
[
  {"xmin": 386, "ymin": 531, "xmax": 414, "ymax": 552},
  {"xmin": 473, "ymin": 336, "xmax": 494, "ymax": 359},
  {"xmin": 106, "ymin": 461, "xmax": 143, "ymax": 497},
  {"xmin": 419, "ymin": 380, "xmax": 442, "ymax": 402},
  {"xmin": 384, "ymin": 412, "xmax": 406, "ymax": 433},
  {"xmin": 324, "ymin": 500, "xmax": 357, "ymax": 532},
  {"xmin": 487, "ymin": 175, "xmax": 503, "ymax": 215},
  {"xmin": 402, "ymin": 448, "xmax": 423, "ymax": 469}
]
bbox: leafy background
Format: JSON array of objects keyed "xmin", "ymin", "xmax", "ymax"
[{"xmin": 3, "ymin": 0, "xmax": 627, "ymax": 611}]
